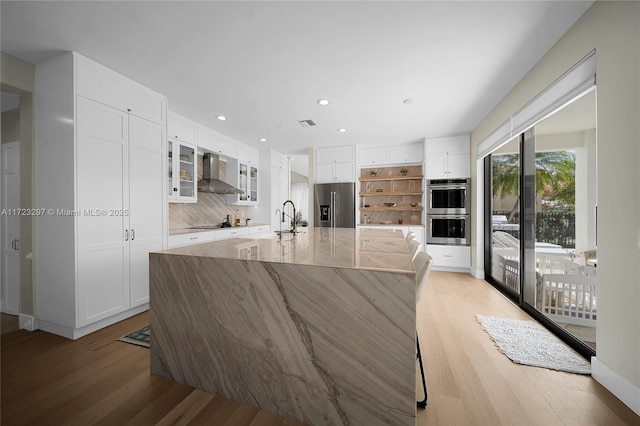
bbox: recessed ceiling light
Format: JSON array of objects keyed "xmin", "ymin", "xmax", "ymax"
[
  {"xmin": 259, "ymin": 138, "xmax": 267, "ymax": 142},
  {"xmin": 316, "ymin": 99, "xmax": 330, "ymax": 106},
  {"xmin": 216, "ymin": 115, "xmax": 227, "ymax": 121},
  {"xmin": 337, "ymin": 128, "xmax": 347, "ymax": 133},
  {"xmin": 403, "ymin": 98, "xmax": 414, "ymax": 104}
]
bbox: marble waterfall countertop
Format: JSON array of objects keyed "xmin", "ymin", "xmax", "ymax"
[
  {"xmin": 150, "ymin": 227, "xmax": 417, "ymax": 425},
  {"xmin": 162, "ymin": 226, "xmax": 415, "ymax": 273}
]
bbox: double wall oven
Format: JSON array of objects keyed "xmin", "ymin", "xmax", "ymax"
[{"xmin": 426, "ymin": 178, "xmax": 471, "ymax": 245}]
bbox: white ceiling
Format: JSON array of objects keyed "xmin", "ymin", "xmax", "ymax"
[{"xmin": 1, "ymin": 1, "xmax": 593, "ymax": 157}]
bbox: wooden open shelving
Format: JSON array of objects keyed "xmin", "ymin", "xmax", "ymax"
[{"xmin": 359, "ymin": 165, "xmax": 424, "ymax": 225}]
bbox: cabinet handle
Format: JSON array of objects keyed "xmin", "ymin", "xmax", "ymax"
[
  {"xmin": 125, "ymin": 230, "xmax": 129, "ymax": 241},
  {"xmin": 190, "ymin": 236, "xmax": 199, "ymax": 240},
  {"xmin": 127, "ymin": 108, "xmax": 132, "ymax": 112},
  {"xmin": 444, "ymin": 254, "xmax": 453, "ymax": 258},
  {"xmin": 173, "ymin": 188, "xmax": 178, "ymax": 192},
  {"xmin": 131, "ymin": 229, "xmax": 135, "ymax": 241}
]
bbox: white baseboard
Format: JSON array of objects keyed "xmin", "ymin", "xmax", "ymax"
[
  {"xmin": 431, "ymin": 265, "xmax": 471, "ymax": 274},
  {"xmin": 470, "ymin": 267, "xmax": 485, "ymax": 280},
  {"xmin": 19, "ymin": 314, "xmax": 37, "ymax": 331},
  {"xmin": 38, "ymin": 304, "xmax": 148, "ymax": 340},
  {"xmin": 591, "ymin": 357, "xmax": 640, "ymax": 416}
]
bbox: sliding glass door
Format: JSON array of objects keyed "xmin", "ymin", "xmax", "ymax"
[{"xmin": 485, "ymin": 89, "xmax": 597, "ymax": 356}]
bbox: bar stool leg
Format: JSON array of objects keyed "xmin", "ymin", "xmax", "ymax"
[{"xmin": 417, "ymin": 333, "xmax": 427, "ymax": 409}]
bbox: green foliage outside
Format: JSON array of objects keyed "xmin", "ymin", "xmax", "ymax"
[
  {"xmin": 492, "ymin": 151, "xmax": 576, "ymax": 210},
  {"xmin": 492, "ymin": 150, "xmax": 577, "ymax": 247}
]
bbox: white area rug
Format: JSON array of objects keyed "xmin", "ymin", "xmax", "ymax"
[{"xmin": 476, "ymin": 315, "xmax": 591, "ymax": 374}]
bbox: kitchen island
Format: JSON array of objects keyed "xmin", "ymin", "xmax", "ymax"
[{"xmin": 149, "ymin": 227, "xmax": 416, "ymax": 425}]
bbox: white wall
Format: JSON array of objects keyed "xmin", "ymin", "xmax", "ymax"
[{"xmin": 470, "ymin": 1, "xmax": 640, "ymax": 412}]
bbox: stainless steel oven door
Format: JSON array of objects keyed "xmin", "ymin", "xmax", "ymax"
[
  {"xmin": 426, "ymin": 179, "xmax": 470, "ymax": 215},
  {"xmin": 427, "ymin": 214, "xmax": 470, "ymax": 245}
]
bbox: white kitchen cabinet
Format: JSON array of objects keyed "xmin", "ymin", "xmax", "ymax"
[
  {"xmin": 249, "ymin": 224, "xmax": 271, "ymax": 236},
  {"xmin": 358, "ymin": 142, "xmax": 423, "ymax": 165},
  {"xmin": 34, "ymin": 52, "xmax": 167, "ymax": 339},
  {"xmin": 227, "ymin": 159, "xmax": 258, "ymax": 205},
  {"xmin": 252, "ymin": 150, "xmax": 289, "ymax": 230},
  {"xmin": 389, "ymin": 143, "xmax": 423, "ymax": 164},
  {"xmin": 316, "ymin": 161, "xmax": 356, "ymax": 183},
  {"xmin": 127, "ymin": 115, "xmax": 166, "ymax": 307},
  {"xmin": 425, "ymin": 135, "xmax": 470, "ymax": 179},
  {"xmin": 316, "ymin": 145, "xmax": 355, "ymax": 164},
  {"xmin": 316, "ymin": 162, "xmax": 349, "ymax": 182},
  {"xmin": 168, "ymin": 139, "xmax": 197, "ymax": 203},
  {"xmin": 168, "ymin": 225, "xmax": 270, "ymax": 249},
  {"xmin": 168, "ymin": 231, "xmax": 217, "ymax": 248},
  {"xmin": 216, "ymin": 227, "xmax": 250, "ymax": 240},
  {"xmin": 167, "ymin": 111, "xmax": 197, "ymax": 144},
  {"xmin": 426, "ymin": 244, "xmax": 470, "ymax": 271},
  {"xmin": 358, "ymin": 146, "xmax": 389, "ymax": 165},
  {"xmin": 198, "ymin": 124, "xmax": 237, "ymax": 158},
  {"xmin": 315, "ymin": 146, "xmax": 356, "ymax": 183},
  {"xmin": 271, "ymin": 165, "xmax": 289, "ymax": 229},
  {"xmin": 426, "ymin": 152, "xmax": 469, "ymax": 179},
  {"xmin": 237, "ymin": 142, "xmax": 259, "ymax": 166},
  {"xmin": 75, "ymin": 54, "xmax": 166, "ymax": 125}
]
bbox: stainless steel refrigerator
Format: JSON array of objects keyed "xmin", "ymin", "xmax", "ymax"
[{"xmin": 314, "ymin": 182, "xmax": 356, "ymax": 228}]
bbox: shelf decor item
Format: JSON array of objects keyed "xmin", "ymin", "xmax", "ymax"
[{"xmin": 368, "ymin": 169, "xmax": 377, "ymax": 177}]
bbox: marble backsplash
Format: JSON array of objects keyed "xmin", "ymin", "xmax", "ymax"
[
  {"xmin": 169, "ymin": 154, "xmax": 250, "ymax": 230},
  {"xmin": 169, "ymin": 192, "xmax": 250, "ymax": 230}
]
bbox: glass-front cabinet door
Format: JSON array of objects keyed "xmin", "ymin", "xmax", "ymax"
[
  {"xmin": 239, "ymin": 163, "xmax": 249, "ymax": 202},
  {"xmin": 227, "ymin": 160, "xmax": 258, "ymax": 205},
  {"xmin": 250, "ymin": 165, "xmax": 258, "ymax": 202},
  {"xmin": 168, "ymin": 138, "xmax": 197, "ymax": 203}
]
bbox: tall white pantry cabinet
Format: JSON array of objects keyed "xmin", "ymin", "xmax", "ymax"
[{"xmin": 34, "ymin": 52, "xmax": 167, "ymax": 339}]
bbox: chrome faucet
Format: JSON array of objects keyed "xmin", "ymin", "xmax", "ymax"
[
  {"xmin": 282, "ymin": 200, "xmax": 297, "ymax": 234},
  {"xmin": 275, "ymin": 208, "xmax": 282, "ymax": 238}
]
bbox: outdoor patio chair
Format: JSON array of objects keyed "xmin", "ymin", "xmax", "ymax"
[{"xmin": 541, "ymin": 273, "xmax": 597, "ymax": 327}]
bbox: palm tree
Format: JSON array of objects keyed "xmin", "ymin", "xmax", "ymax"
[{"xmin": 493, "ymin": 151, "xmax": 576, "ymax": 214}]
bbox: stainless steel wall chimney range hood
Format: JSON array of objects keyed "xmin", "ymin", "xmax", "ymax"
[{"xmin": 197, "ymin": 153, "xmax": 244, "ymax": 194}]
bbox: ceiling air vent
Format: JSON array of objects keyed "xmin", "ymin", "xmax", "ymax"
[{"xmin": 298, "ymin": 119, "xmax": 317, "ymax": 128}]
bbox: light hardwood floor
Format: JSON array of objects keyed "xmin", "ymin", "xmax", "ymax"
[{"xmin": 2, "ymin": 272, "xmax": 638, "ymax": 425}]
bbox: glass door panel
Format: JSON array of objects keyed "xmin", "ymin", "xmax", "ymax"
[
  {"xmin": 485, "ymin": 89, "xmax": 597, "ymax": 354},
  {"xmin": 489, "ymin": 136, "xmax": 521, "ymax": 294},
  {"xmin": 531, "ymin": 90, "xmax": 597, "ymax": 350}
]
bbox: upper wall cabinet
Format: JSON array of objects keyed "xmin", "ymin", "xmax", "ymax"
[
  {"xmin": 167, "ymin": 111, "xmax": 197, "ymax": 145},
  {"xmin": 358, "ymin": 142, "xmax": 423, "ymax": 165},
  {"xmin": 425, "ymin": 135, "xmax": 470, "ymax": 179},
  {"xmin": 315, "ymin": 145, "xmax": 356, "ymax": 183},
  {"xmin": 237, "ymin": 142, "xmax": 259, "ymax": 166},
  {"xmin": 75, "ymin": 55, "xmax": 166, "ymax": 125},
  {"xmin": 198, "ymin": 124, "xmax": 237, "ymax": 159}
]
